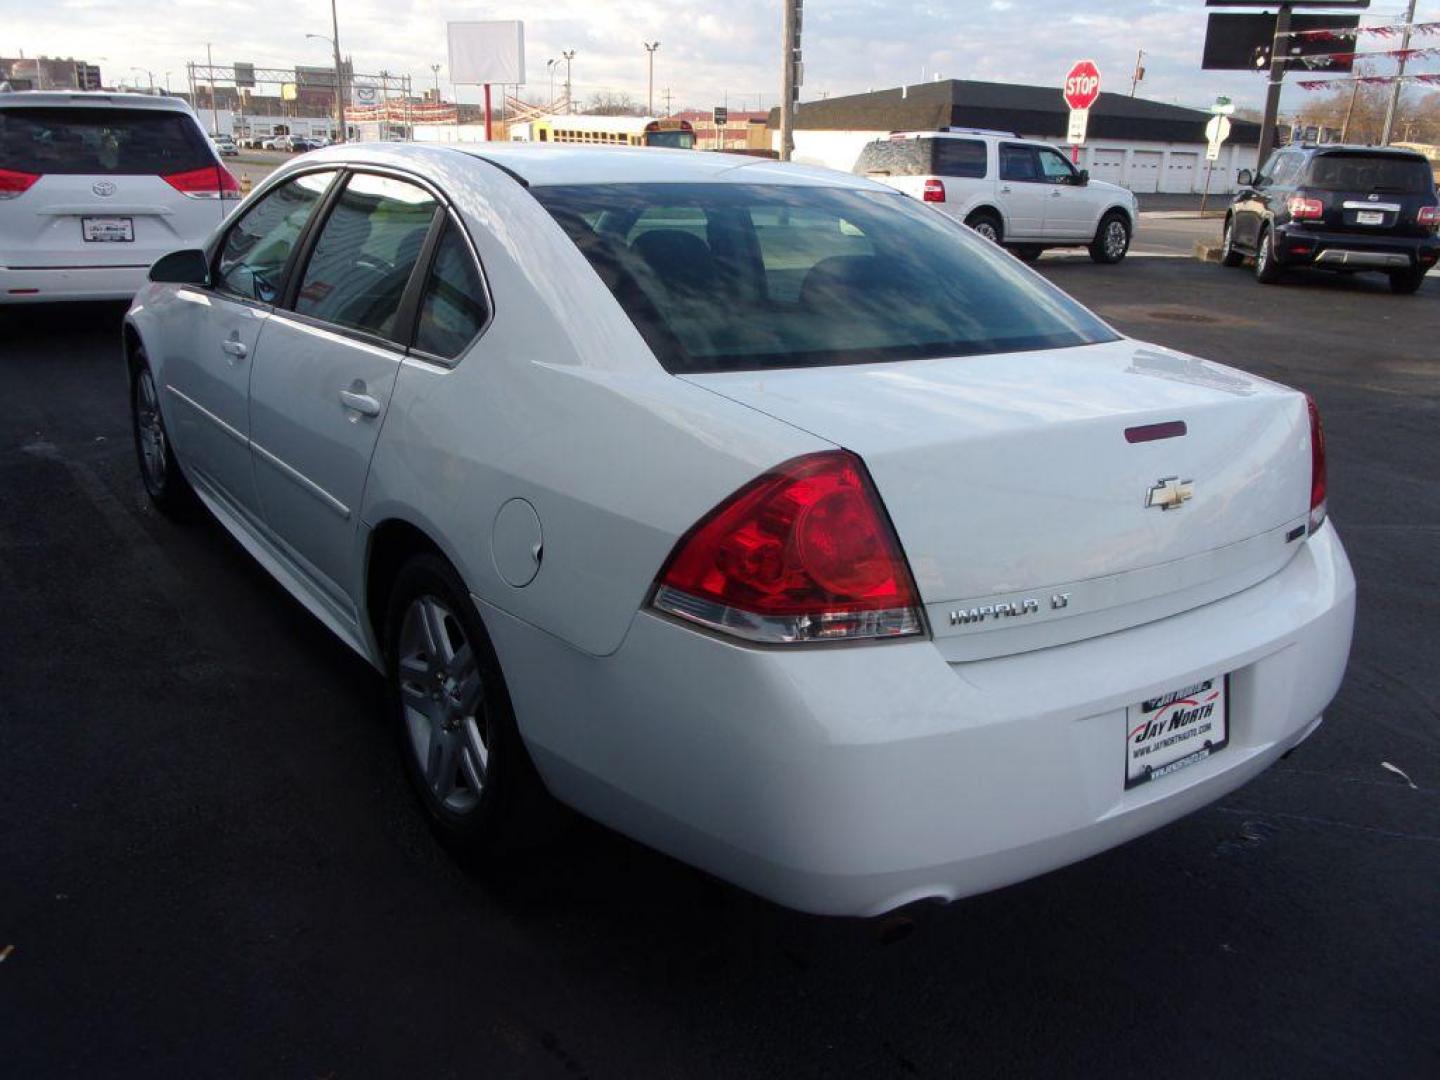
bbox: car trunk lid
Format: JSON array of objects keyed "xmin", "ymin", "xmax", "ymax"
[{"xmin": 683, "ymin": 339, "xmax": 1315, "ymax": 660}]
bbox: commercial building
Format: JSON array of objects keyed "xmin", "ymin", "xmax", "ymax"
[
  {"xmin": 770, "ymin": 79, "xmax": 1261, "ymax": 194},
  {"xmin": 1, "ymin": 56, "xmax": 101, "ymax": 91}
]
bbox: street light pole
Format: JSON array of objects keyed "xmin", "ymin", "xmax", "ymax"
[
  {"xmin": 1255, "ymin": 3, "xmax": 1292, "ymax": 170},
  {"xmin": 644, "ymin": 42, "xmax": 660, "ymax": 115},
  {"xmin": 431, "ymin": 63, "xmax": 441, "ymax": 101},
  {"xmin": 547, "ymin": 59, "xmax": 557, "ymax": 107},
  {"xmin": 562, "ymin": 50, "xmax": 575, "ymax": 111},
  {"xmin": 206, "ymin": 43, "xmax": 220, "ymax": 137}
]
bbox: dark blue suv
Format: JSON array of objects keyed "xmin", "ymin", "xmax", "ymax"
[{"xmin": 1220, "ymin": 146, "xmax": 1438, "ymax": 294}]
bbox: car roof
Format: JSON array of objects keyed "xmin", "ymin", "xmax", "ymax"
[
  {"xmin": 295, "ymin": 141, "xmax": 888, "ymax": 191},
  {"xmin": 884, "ymin": 129, "xmax": 1020, "ymax": 141},
  {"xmin": 1293, "ymin": 143, "xmax": 1427, "ymax": 159},
  {"xmin": 0, "ymin": 90, "xmax": 197, "ymax": 115}
]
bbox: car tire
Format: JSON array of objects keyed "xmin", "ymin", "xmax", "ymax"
[
  {"xmin": 965, "ymin": 211, "xmax": 1004, "ymax": 245},
  {"xmin": 1253, "ymin": 226, "xmax": 1282, "ymax": 284},
  {"xmin": 1388, "ymin": 267, "xmax": 1427, "ymax": 295},
  {"xmin": 1219, "ymin": 217, "xmax": 1245, "ymax": 267},
  {"xmin": 384, "ymin": 553, "xmax": 552, "ymax": 855},
  {"xmin": 129, "ymin": 352, "xmax": 197, "ymax": 517},
  {"xmin": 1010, "ymin": 244, "xmax": 1043, "ymax": 263},
  {"xmin": 1088, "ymin": 211, "xmax": 1131, "ymax": 264}
]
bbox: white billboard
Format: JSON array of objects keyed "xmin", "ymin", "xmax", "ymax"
[{"xmin": 448, "ymin": 20, "xmax": 525, "ymax": 85}]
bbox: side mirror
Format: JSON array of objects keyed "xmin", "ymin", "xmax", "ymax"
[
  {"xmin": 148, "ymin": 249, "xmax": 210, "ymax": 286},
  {"xmin": 1236, "ymin": 169, "xmax": 1254, "ymax": 187},
  {"xmin": 1076, "ymin": 169, "xmax": 1090, "ymax": 186}
]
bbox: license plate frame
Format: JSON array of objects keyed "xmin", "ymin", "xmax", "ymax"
[
  {"xmin": 1355, "ymin": 210, "xmax": 1385, "ymax": 226},
  {"xmin": 81, "ymin": 216, "xmax": 134, "ymax": 243},
  {"xmin": 1124, "ymin": 675, "xmax": 1229, "ymax": 789}
]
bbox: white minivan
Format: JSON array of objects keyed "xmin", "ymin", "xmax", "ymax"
[
  {"xmin": 0, "ymin": 91, "xmax": 239, "ymax": 303},
  {"xmin": 856, "ymin": 129, "xmax": 1140, "ymax": 264}
]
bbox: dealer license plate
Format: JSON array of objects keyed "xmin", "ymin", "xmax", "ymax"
[
  {"xmin": 1355, "ymin": 210, "xmax": 1385, "ymax": 226},
  {"xmin": 1125, "ymin": 676, "xmax": 1229, "ymax": 789},
  {"xmin": 82, "ymin": 217, "xmax": 134, "ymax": 242}
]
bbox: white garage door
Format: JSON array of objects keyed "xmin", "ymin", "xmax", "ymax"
[
  {"xmin": 1164, "ymin": 152, "xmax": 1200, "ymax": 194},
  {"xmin": 1089, "ymin": 148, "xmax": 1125, "ymax": 187},
  {"xmin": 1129, "ymin": 150, "xmax": 1163, "ymax": 193}
]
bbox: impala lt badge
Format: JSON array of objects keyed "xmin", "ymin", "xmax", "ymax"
[{"xmin": 1145, "ymin": 476, "xmax": 1194, "ymax": 511}]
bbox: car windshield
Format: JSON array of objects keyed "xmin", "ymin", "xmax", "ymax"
[
  {"xmin": 1304, "ymin": 153, "xmax": 1434, "ymax": 194},
  {"xmin": 0, "ymin": 107, "xmax": 213, "ymax": 175},
  {"xmin": 532, "ymin": 182, "xmax": 1117, "ymax": 374}
]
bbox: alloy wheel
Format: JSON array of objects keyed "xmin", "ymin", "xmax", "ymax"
[
  {"xmin": 134, "ymin": 369, "xmax": 168, "ymax": 492},
  {"xmin": 1104, "ymin": 219, "xmax": 1128, "ymax": 260},
  {"xmin": 397, "ymin": 594, "xmax": 489, "ymax": 814}
]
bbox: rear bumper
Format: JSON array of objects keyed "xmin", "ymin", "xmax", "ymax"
[
  {"xmin": 1274, "ymin": 225, "xmax": 1439, "ymax": 271},
  {"xmin": 484, "ymin": 524, "xmax": 1356, "ymax": 916},
  {"xmin": 0, "ymin": 263, "xmax": 150, "ymax": 303}
]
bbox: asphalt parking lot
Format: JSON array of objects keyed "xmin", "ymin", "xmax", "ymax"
[{"xmin": 1, "ymin": 253, "xmax": 1436, "ymax": 1076}]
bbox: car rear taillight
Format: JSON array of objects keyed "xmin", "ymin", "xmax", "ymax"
[
  {"xmin": 651, "ymin": 450, "xmax": 925, "ymax": 644},
  {"xmin": 1419, "ymin": 205, "xmax": 1440, "ymax": 233},
  {"xmin": 923, "ymin": 178, "xmax": 946, "ymax": 203},
  {"xmin": 1306, "ymin": 394, "xmax": 1327, "ymax": 534},
  {"xmin": 0, "ymin": 168, "xmax": 40, "ymax": 199},
  {"xmin": 1287, "ymin": 196, "xmax": 1324, "ymax": 220},
  {"xmin": 163, "ymin": 165, "xmax": 241, "ymax": 200}
]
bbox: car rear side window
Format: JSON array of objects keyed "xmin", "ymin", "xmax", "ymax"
[
  {"xmin": 0, "ymin": 107, "xmax": 212, "ymax": 175},
  {"xmin": 533, "ymin": 183, "xmax": 1116, "ymax": 374},
  {"xmin": 1304, "ymin": 153, "xmax": 1433, "ymax": 195},
  {"xmin": 215, "ymin": 171, "xmax": 336, "ymax": 303},
  {"xmin": 932, "ymin": 139, "xmax": 987, "ymax": 179},
  {"xmin": 412, "ymin": 221, "xmax": 489, "ymax": 359},
  {"xmin": 1000, "ymin": 145, "xmax": 1039, "ymax": 182},
  {"xmin": 293, "ymin": 173, "xmax": 438, "ymax": 341}
]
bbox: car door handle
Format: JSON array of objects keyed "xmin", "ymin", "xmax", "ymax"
[
  {"xmin": 1050, "ymin": 190, "xmax": 1063, "ymax": 197},
  {"xmin": 221, "ymin": 339, "xmax": 248, "ymax": 359},
  {"xmin": 338, "ymin": 389, "xmax": 381, "ymax": 417},
  {"xmin": 999, "ymin": 186, "xmax": 1012, "ymax": 194}
]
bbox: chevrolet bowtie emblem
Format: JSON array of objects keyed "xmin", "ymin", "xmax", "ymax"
[{"xmin": 1145, "ymin": 476, "xmax": 1194, "ymax": 511}]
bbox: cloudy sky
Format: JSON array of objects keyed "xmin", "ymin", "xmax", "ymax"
[{"xmin": 4, "ymin": 0, "xmax": 1438, "ymax": 114}]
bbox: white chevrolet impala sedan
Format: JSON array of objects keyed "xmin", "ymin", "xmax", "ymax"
[{"xmin": 124, "ymin": 143, "xmax": 1354, "ymax": 916}]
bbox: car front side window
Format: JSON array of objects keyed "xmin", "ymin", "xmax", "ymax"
[
  {"xmin": 292, "ymin": 172, "xmax": 438, "ymax": 342},
  {"xmin": 214, "ymin": 170, "xmax": 337, "ymax": 303},
  {"xmin": 1037, "ymin": 148, "xmax": 1078, "ymax": 185}
]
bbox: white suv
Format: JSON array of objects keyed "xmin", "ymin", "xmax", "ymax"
[
  {"xmin": 0, "ymin": 91, "xmax": 240, "ymax": 303},
  {"xmin": 855, "ymin": 129, "xmax": 1140, "ymax": 264}
]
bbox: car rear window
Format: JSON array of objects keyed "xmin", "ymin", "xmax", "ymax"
[
  {"xmin": 1304, "ymin": 153, "xmax": 1434, "ymax": 195},
  {"xmin": 0, "ymin": 106, "xmax": 213, "ymax": 175},
  {"xmin": 853, "ymin": 139, "xmax": 929, "ymax": 176},
  {"xmin": 532, "ymin": 183, "xmax": 1117, "ymax": 374}
]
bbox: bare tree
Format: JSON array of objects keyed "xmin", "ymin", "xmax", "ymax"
[
  {"xmin": 583, "ymin": 91, "xmax": 644, "ymax": 117},
  {"xmin": 1295, "ymin": 65, "xmax": 1440, "ymax": 144}
]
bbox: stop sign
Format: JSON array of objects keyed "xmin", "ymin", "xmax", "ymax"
[{"xmin": 1063, "ymin": 60, "xmax": 1102, "ymax": 111}]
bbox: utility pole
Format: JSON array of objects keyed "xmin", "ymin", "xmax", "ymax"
[
  {"xmin": 562, "ymin": 49, "xmax": 575, "ymax": 112},
  {"xmin": 1256, "ymin": 3, "xmax": 1292, "ymax": 171},
  {"xmin": 329, "ymin": 0, "xmax": 347, "ymax": 142},
  {"xmin": 779, "ymin": 0, "xmax": 801, "ymax": 161},
  {"xmin": 644, "ymin": 42, "xmax": 660, "ymax": 115},
  {"xmin": 1381, "ymin": 0, "xmax": 1418, "ymax": 145},
  {"xmin": 1340, "ymin": 77, "xmax": 1361, "ymax": 143},
  {"xmin": 1129, "ymin": 49, "xmax": 1144, "ymax": 97},
  {"xmin": 206, "ymin": 43, "xmax": 220, "ymax": 136},
  {"xmin": 663, "ymin": 86, "xmax": 673, "ymax": 115}
]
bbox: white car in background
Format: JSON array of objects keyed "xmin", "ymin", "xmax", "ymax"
[
  {"xmin": 0, "ymin": 91, "xmax": 239, "ymax": 303},
  {"xmin": 856, "ymin": 128, "xmax": 1140, "ymax": 263},
  {"xmin": 123, "ymin": 143, "xmax": 1353, "ymax": 916}
]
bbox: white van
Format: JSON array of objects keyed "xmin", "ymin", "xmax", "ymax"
[{"xmin": 0, "ymin": 91, "xmax": 240, "ymax": 303}]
